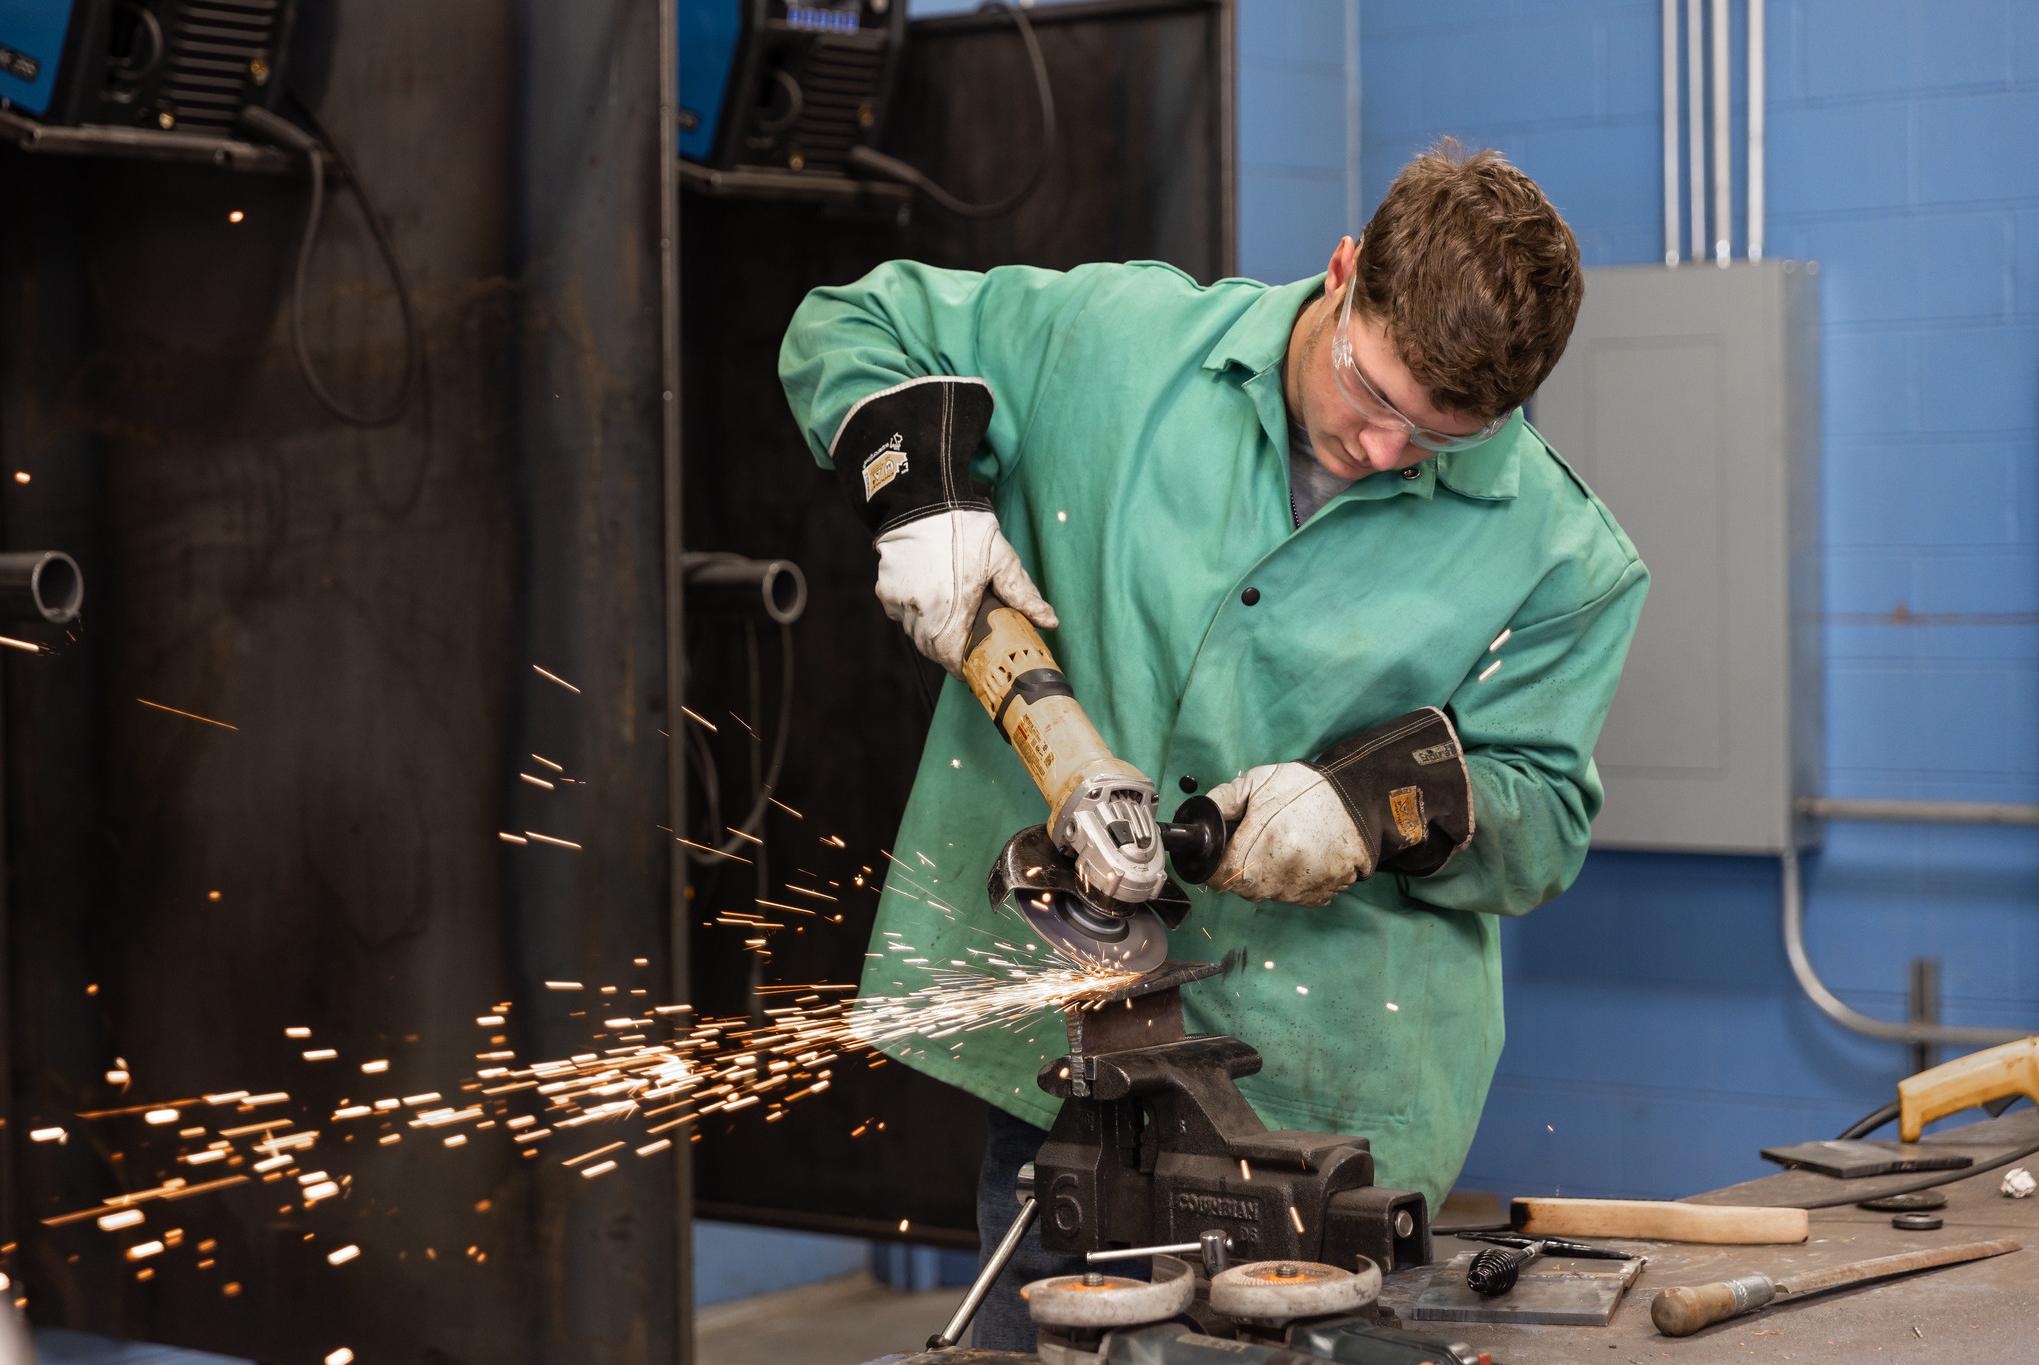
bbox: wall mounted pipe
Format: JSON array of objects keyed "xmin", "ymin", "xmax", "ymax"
[
  {"xmin": 1783, "ymin": 791, "xmax": 2039, "ymax": 1047},
  {"xmin": 1663, "ymin": 0, "xmax": 1680, "ymax": 264},
  {"xmin": 1800, "ymin": 796, "xmax": 2039, "ymax": 828},
  {"xmin": 1747, "ymin": 0, "xmax": 1765, "ymax": 261},
  {"xmin": 1710, "ymin": 0, "xmax": 1730, "ymax": 263},
  {"xmin": 0, "ymin": 551, "xmax": 84, "ymax": 624},
  {"xmin": 1686, "ymin": 0, "xmax": 1705, "ymax": 262},
  {"xmin": 682, "ymin": 551, "xmax": 808, "ymax": 625}
]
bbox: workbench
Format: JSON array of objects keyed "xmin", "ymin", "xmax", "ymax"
[{"xmin": 1377, "ymin": 1109, "xmax": 2039, "ymax": 1362}]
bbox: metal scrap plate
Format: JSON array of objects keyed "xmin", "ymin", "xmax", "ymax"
[{"xmin": 1410, "ymin": 1252, "xmax": 1645, "ymax": 1326}]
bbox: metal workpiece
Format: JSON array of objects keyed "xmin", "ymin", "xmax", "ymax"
[{"xmin": 1031, "ymin": 963, "xmax": 1429, "ymax": 1277}]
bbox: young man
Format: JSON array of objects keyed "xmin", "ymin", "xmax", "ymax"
[{"xmin": 779, "ymin": 144, "xmax": 1647, "ymax": 1348}]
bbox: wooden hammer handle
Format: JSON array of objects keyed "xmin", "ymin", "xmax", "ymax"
[{"xmin": 1511, "ymin": 1197, "xmax": 1808, "ymax": 1245}]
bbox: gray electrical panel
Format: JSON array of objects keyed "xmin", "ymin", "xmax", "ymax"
[{"xmin": 1533, "ymin": 261, "xmax": 1822, "ymax": 854}]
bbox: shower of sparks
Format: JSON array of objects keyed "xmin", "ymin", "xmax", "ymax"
[
  {"xmin": 23, "ymin": 816, "xmax": 1155, "ymax": 1310},
  {"xmin": 531, "ymin": 664, "xmax": 580, "ymax": 694},
  {"xmin": 135, "ymin": 698, "xmax": 239, "ymax": 731}
]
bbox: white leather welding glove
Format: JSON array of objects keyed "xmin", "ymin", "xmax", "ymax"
[
  {"xmin": 1205, "ymin": 763, "xmax": 1370, "ymax": 907},
  {"xmin": 1204, "ymin": 708, "xmax": 1476, "ymax": 906},
  {"xmin": 874, "ymin": 509, "xmax": 1057, "ymax": 675}
]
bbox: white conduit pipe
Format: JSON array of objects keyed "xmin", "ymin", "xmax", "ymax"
[
  {"xmin": 1748, "ymin": 0, "xmax": 1766, "ymax": 261},
  {"xmin": 1663, "ymin": 0, "xmax": 1680, "ymax": 264},
  {"xmin": 1711, "ymin": 0, "xmax": 1730, "ymax": 263},
  {"xmin": 1686, "ymin": 0, "xmax": 1705, "ymax": 262}
]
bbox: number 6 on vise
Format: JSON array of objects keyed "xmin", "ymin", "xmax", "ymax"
[{"xmin": 963, "ymin": 589, "xmax": 1232, "ymax": 973}]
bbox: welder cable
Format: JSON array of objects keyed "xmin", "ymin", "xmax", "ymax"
[
  {"xmin": 1835, "ymin": 1100, "xmax": 1901, "ymax": 1142},
  {"xmin": 683, "ymin": 621, "xmax": 796, "ymax": 864},
  {"xmin": 845, "ymin": 0, "xmax": 1055, "ymax": 219},
  {"xmin": 283, "ymin": 100, "xmax": 419, "ymax": 426},
  {"xmin": 1784, "ymin": 1132, "xmax": 2039, "ymax": 1210}
]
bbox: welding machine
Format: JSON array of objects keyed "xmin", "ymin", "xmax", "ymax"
[
  {"xmin": 0, "ymin": 0, "xmax": 295, "ymax": 132},
  {"xmin": 680, "ymin": 0, "xmax": 905, "ymax": 175}
]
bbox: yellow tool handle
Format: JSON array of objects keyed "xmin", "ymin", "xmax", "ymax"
[
  {"xmin": 1510, "ymin": 1197, "xmax": 1808, "ymax": 1245},
  {"xmin": 1898, "ymin": 1036, "xmax": 2039, "ymax": 1142},
  {"xmin": 960, "ymin": 591, "xmax": 1146, "ymax": 821}
]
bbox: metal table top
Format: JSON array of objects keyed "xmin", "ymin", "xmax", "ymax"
[{"xmin": 1377, "ymin": 1109, "xmax": 2039, "ymax": 1363}]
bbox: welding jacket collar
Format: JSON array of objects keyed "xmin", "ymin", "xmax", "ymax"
[{"xmin": 1202, "ymin": 273, "xmax": 1522, "ymax": 504}]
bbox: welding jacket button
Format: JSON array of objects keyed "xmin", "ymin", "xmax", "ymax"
[
  {"xmin": 1400, "ymin": 466, "xmax": 1421, "ymax": 480},
  {"xmin": 1240, "ymin": 587, "xmax": 1261, "ymax": 606},
  {"xmin": 1179, "ymin": 775, "xmax": 1198, "ymax": 794}
]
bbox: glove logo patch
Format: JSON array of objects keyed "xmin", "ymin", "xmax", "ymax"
[
  {"xmin": 1412, "ymin": 741, "xmax": 1459, "ymax": 766},
  {"xmin": 861, "ymin": 433, "xmax": 909, "ymax": 502},
  {"xmin": 1388, "ymin": 786, "xmax": 1426, "ymax": 846}
]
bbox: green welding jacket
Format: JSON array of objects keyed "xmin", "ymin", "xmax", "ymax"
[{"xmin": 778, "ymin": 260, "xmax": 1647, "ymax": 1211}]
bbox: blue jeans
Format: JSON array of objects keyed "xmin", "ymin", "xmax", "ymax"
[{"xmin": 971, "ymin": 1107, "xmax": 1085, "ymax": 1351}]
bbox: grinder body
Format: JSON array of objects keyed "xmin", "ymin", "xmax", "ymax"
[{"xmin": 961, "ymin": 593, "xmax": 1168, "ymax": 904}]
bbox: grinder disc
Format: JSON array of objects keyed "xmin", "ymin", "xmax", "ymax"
[{"xmin": 989, "ymin": 825, "xmax": 1173, "ymax": 973}]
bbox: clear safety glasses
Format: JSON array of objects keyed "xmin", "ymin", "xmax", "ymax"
[{"xmin": 1330, "ymin": 276, "xmax": 1511, "ymax": 453}]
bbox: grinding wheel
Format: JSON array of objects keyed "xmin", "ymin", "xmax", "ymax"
[
  {"xmin": 1022, "ymin": 1255, "xmax": 1195, "ymax": 1328},
  {"xmin": 1208, "ymin": 1258, "xmax": 1381, "ymax": 1323},
  {"xmin": 990, "ymin": 825, "xmax": 1175, "ymax": 973}
]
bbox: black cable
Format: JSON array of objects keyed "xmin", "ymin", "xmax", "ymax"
[
  {"xmin": 269, "ymin": 97, "xmax": 420, "ymax": 426},
  {"xmin": 683, "ymin": 621, "xmax": 796, "ymax": 865},
  {"xmin": 899, "ymin": 627, "xmax": 940, "ymax": 716},
  {"xmin": 1835, "ymin": 1100, "xmax": 1901, "ymax": 1141},
  {"xmin": 846, "ymin": 0, "xmax": 1056, "ymax": 219},
  {"xmin": 1785, "ymin": 1133, "xmax": 2039, "ymax": 1210}
]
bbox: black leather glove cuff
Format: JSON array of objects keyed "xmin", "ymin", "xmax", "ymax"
[
  {"xmin": 828, "ymin": 376, "xmax": 996, "ymax": 539},
  {"xmin": 1307, "ymin": 706, "xmax": 1476, "ymax": 879}
]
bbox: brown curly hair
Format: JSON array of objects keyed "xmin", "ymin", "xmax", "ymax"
[{"xmin": 1351, "ymin": 140, "xmax": 1583, "ymax": 422}]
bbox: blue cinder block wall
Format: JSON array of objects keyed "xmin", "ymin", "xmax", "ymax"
[{"xmin": 1348, "ymin": 0, "xmax": 2039, "ymax": 1199}]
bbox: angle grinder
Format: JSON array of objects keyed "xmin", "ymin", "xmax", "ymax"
[{"xmin": 962, "ymin": 590, "xmax": 1233, "ymax": 973}]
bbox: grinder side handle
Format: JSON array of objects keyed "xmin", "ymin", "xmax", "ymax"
[{"xmin": 1161, "ymin": 795, "xmax": 1235, "ymax": 885}]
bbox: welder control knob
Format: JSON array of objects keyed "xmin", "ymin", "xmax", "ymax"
[
  {"xmin": 1023, "ymin": 1254, "xmax": 1194, "ymax": 1328},
  {"xmin": 1209, "ymin": 1258, "xmax": 1382, "ymax": 1324}
]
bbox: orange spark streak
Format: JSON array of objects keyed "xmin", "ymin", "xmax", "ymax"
[{"xmin": 136, "ymin": 698, "xmax": 239, "ymax": 731}]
